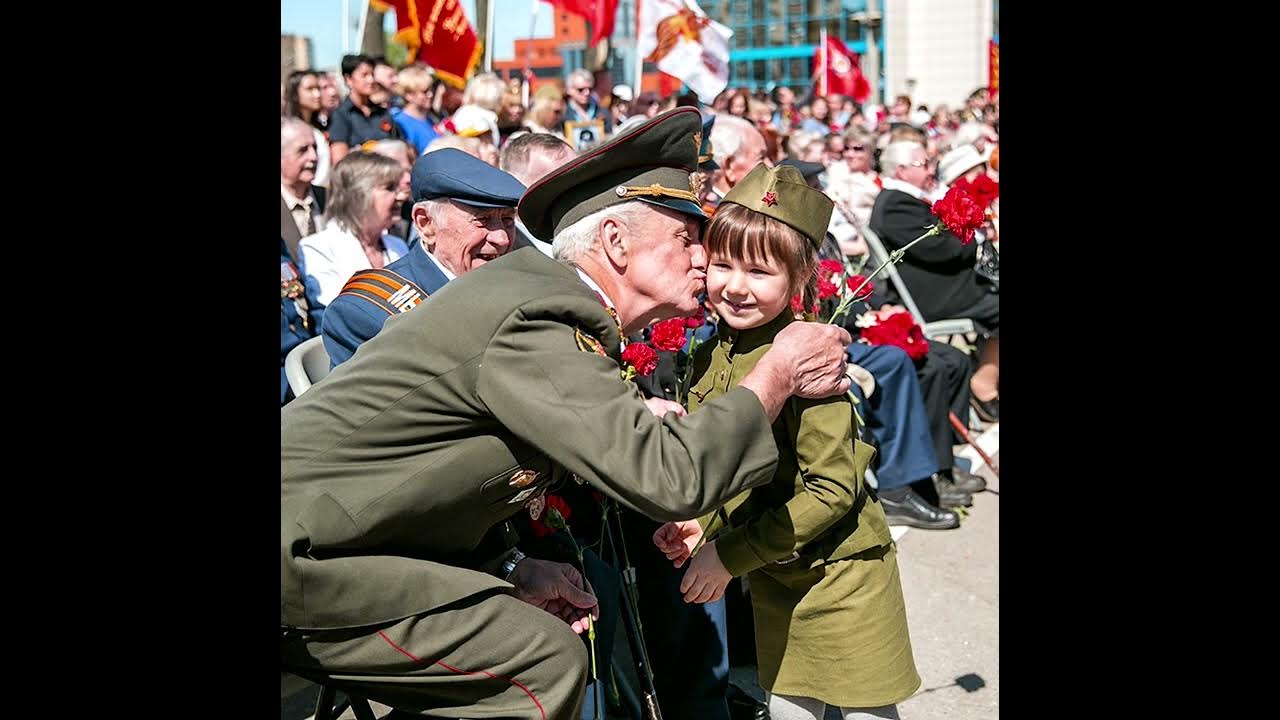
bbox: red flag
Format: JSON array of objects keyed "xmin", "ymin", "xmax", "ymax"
[
  {"xmin": 373, "ymin": 0, "xmax": 482, "ymax": 88},
  {"xmin": 989, "ymin": 40, "xmax": 999, "ymax": 94},
  {"xmin": 542, "ymin": 0, "xmax": 619, "ymax": 47},
  {"xmin": 814, "ymin": 35, "xmax": 870, "ymax": 103}
]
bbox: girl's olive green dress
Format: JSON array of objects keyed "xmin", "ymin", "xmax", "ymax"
[{"xmin": 688, "ymin": 314, "xmax": 920, "ymax": 707}]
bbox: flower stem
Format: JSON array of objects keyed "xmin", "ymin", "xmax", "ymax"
[{"xmin": 828, "ymin": 224, "xmax": 941, "ymax": 325}]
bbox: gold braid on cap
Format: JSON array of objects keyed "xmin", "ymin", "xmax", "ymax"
[
  {"xmin": 614, "ymin": 183, "xmax": 700, "ymax": 203},
  {"xmin": 698, "ymin": 150, "xmax": 714, "ymax": 164}
]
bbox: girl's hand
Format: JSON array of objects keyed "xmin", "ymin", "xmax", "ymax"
[
  {"xmin": 653, "ymin": 520, "xmax": 703, "ymax": 568},
  {"xmin": 678, "ymin": 540, "xmax": 732, "ymax": 603}
]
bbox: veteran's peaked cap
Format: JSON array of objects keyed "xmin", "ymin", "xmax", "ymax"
[{"xmin": 517, "ymin": 107, "xmax": 707, "ymax": 241}]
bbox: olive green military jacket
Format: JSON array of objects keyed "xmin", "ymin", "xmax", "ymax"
[
  {"xmin": 282, "ymin": 247, "xmax": 780, "ymax": 630},
  {"xmin": 688, "ymin": 313, "xmax": 891, "ymax": 577}
]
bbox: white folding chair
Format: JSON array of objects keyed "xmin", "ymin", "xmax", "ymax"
[{"xmin": 284, "ymin": 336, "xmax": 331, "ymax": 398}]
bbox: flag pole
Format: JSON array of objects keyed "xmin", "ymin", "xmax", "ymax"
[
  {"xmin": 634, "ymin": 0, "xmax": 645, "ymax": 96},
  {"xmin": 819, "ymin": 26, "xmax": 827, "ymax": 97},
  {"xmin": 342, "ymin": 0, "xmax": 351, "ymax": 54},
  {"xmin": 484, "ymin": 0, "xmax": 497, "ymax": 71}
]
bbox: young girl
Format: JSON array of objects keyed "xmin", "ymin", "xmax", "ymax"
[{"xmin": 654, "ymin": 163, "xmax": 920, "ymax": 720}]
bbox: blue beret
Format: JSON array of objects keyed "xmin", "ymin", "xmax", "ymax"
[{"xmin": 411, "ymin": 148, "xmax": 526, "ymax": 207}]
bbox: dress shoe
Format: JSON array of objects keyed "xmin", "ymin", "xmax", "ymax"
[
  {"xmin": 932, "ymin": 474, "xmax": 972, "ymax": 507},
  {"xmin": 727, "ymin": 682, "xmax": 770, "ymax": 720},
  {"xmin": 970, "ymin": 395, "xmax": 999, "ymax": 422},
  {"xmin": 878, "ymin": 487, "xmax": 960, "ymax": 529},
  {"xmin": 945, "ymin": 466, "xmax": 987, "ymax": 493}
]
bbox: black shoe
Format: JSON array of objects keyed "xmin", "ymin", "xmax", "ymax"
[
  {"xmin": 726, "ymin": 682, "xmax": 770, "ymax": 720},
  {"xmin": 932, "ymin": 473, "xmax": 973, "ymax": 507},
  {"xmin": 970, "ymin": 395, "xmax": 999, "ymax": 422},
  {"xmin": 945, "ymin": 466, "xmax": 987, "ymax": 493},
  {"xmin": 878, "ymin": 487, "xmax": 960, "ymax": 529}
]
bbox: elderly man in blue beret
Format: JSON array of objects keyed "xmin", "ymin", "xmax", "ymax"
[{"xmin": 321, "ymin": 148, "xmax": 527, "ymax": 368}]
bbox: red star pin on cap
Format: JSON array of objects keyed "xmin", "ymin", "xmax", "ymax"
[{"xmin": 761, "ymin": 190, "xmax": 778, "ymax": 207}]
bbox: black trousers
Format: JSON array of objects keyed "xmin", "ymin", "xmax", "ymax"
[{"xmin": 915, "ymin": 340, "xmax": 973, "ymax": 470}]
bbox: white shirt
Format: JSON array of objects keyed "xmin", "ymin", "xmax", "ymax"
[
  {"xmin": 300, "ymin": 223, "xmax": 410, "ymax": 305},
  {"xmin": 880, "ymin": 177, "xmax": 926, "ymax": 200}
]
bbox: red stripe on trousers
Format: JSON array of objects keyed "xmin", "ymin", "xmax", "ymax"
[{"xmin": 377, "ymin": 629, "xmax": 547, "ymax": 720}]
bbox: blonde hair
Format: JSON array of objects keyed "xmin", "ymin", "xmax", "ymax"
[
  {"xmin": 325, "ymin": 152, "xmax": 405, "ymax": 233},
  {"xmin": 396, "ymin": 65, "xmax": 433, "ymax": 95}
]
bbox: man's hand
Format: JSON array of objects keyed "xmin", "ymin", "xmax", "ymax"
[
  {"xmin": 678, "ymin": 540, "xmax": 732, "ymax": 603},
  {"xmin": 643, "ymin": 397, "xmax": 687, "ymax": 419},
  {"xmin": 508, "ymin": 557, "xmax": 600, "ymax": 634},
  {"xmin": 653, "ymin": 519, "xmax": 703, "ymax": 568}
]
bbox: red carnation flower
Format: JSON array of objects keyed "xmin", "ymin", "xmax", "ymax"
[
  {"xmin": 930, "ymin": 185, "xmax": 985, "ymax": 245},
  {"xmin": 684, "ymin": 306, "xmax": 706, "ymax": 328},
  {"xmin": 817, "ymin": 276, "xmax": 839, "ymax": 300},
  {"xmin": 956, "ymin": 174, "xmax": 999, "ymax": 209},
  {"xmin": 818, "ymin": 258, "xmax": 844, "ymax": 281},
  {"xmin": 790, "ymin": 295, "xmax": 805, "ymax": 314},
  {"xmin": 621, "ymin": 342, "xmax": 659, "ymax": 377},
  {"xmin": 650, "ymin": 318, "xmax": 688, "ymax": 352},
  {"xmin": 861, "ymin": 311, "xmax": 929, "ymax": 361},
  {"xmin": 846, "ymin": 274, "xmax": 874, "ymax": 300}
]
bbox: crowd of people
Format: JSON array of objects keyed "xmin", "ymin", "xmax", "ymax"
[{"xmin": 281, "ymin": 53, "xmax": 1000, "ymax": 720}]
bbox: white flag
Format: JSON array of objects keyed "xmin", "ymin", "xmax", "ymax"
[{"xmin": 638, "ymin": 0, "xmax": 733, "ymax": 102}]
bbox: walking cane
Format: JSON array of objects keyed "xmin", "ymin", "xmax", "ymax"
[
  {"xmin": 949, "ymin": 411, "xmax": 999, "ymax": 478},
  {"xmin": 602, "ymin": 506, "xmax": 664, "ymax": 720}
]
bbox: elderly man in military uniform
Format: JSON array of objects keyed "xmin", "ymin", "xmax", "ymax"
[
  {"xmin": 320, "ymin": 148, "xmax": 526, "ymax": 368},
  {"xmin": 281, "ymin": 108, "xmax": 854, "ymax": 719}
]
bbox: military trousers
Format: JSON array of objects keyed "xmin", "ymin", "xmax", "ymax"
[{"xmin": 281, "ymin": 588, "xmax": 589, "ymax": 719}]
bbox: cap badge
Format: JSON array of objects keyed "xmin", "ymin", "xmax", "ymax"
[{"xmin": 761, "ymin": 191, "xmax": 778, "ymax": 207}]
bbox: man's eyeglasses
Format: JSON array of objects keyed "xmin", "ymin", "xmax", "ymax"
[
  {"xmin": 846, "ymin": 144, "xmax": 867, "ymax": 152},
  {"xmin": 907, "ymin": 159, "xmax": 935, "ymax": 168},
  {"xmin": 570, "ymin": 86, "xmax": 591, "ymax": 94}
]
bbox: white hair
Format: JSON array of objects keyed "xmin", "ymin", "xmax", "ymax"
[
  {"xmin": 880, "ymin": 141, "xmax": 924, "ymax": 176},
  {"xmin": 463, "ymin": 73, "xmax": 506, "ymax": 113},
  {"xmin": 711, "ymin": 114, "xmax": 754, "ymax": 163},
  {"xmin": 413, "ymin": 198, "xmax": 453, "ymax": 236},
  {"xmin": 551, "ymin": 201, "xmax": 646, "ymax": 263},
  {"xmin": 567, "ymin": 68, "xmax": 594, "ymax": 88}
]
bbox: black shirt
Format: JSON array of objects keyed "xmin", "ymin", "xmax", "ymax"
[{"xmin": 328, "ymin": 96, "xmax": 403, "ymax": 148}]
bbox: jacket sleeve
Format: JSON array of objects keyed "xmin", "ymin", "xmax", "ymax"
[
  {"xmin": 476, "ymin": 306, "xmax": 779, "ymax": 522},
  {"xmin": 875, "ymin": 194, "xmax": 977, "ymax": 267},
  {"xmin": 712, "ymin": 396, "xmax": 863, "ymax": 577},
  {"xmin": 321, "ymin": 294, "xmax": 391, "ymax": 369}
]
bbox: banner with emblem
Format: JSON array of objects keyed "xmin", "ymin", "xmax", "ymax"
[
  {"xmin": 638, "ymin": 0, "xmax": 733, "ymax": 103},
  {"xmin": 814, "ymin": 32, "xmax": 870, "ymax": 102},
  {"xmin": 370, "ymin": 0, "xmax": 482, "ymax": 88}
]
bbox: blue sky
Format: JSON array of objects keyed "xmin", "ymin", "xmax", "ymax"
[{"xmin": 282, "ymin": 0, "xmax": 555, "ymax": 73}]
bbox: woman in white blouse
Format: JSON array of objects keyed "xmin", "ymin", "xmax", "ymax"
[{"xmin": 301, "ymin": 152, "xmax": 411, "ymax": 305}]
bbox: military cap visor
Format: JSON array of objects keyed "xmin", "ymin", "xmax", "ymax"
[
  {"xmin": 518, "ymin": 107, "xmax": 708, "ymax": 241},
  {"xmin": 411, "ymin": 148, "xmax": 526, "ymax": 207},
  {"xmin": 719, "ymin": 163, "xmax": 834, "ymax": 249}
]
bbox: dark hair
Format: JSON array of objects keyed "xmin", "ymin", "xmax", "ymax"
[
  {"xmin": 284, "ymin": 69, "xmax": 320, "ymax": 120},
  {"xmin": 341, "ymin": 54, "xmax": 374, "ymax": 77},
  {"xmin": 770, "ymin": 86, "xmax": 793, "ymax": 105},
  {"xmin": 703, "ymin": 202, "xmax": 819, "ymax": 312}
]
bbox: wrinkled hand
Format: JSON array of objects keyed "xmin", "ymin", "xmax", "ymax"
[
  {"xmin": 679, "ymin": 541, "xmax": 732, "ymax": 604},
  {"xmin": 653, "ymin": 519, "xmax": 703, "ymax": 568},
  {"xmin": 768, "ymin": 322, "xmax": 853, "ymax": 399},
  {"xmin": 643, "ymin": 397, "xmax": 687, "ymax": 419},
  {"xmin": 508, "ymin": 558, "xmax": 600, "ymax": 634}
]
